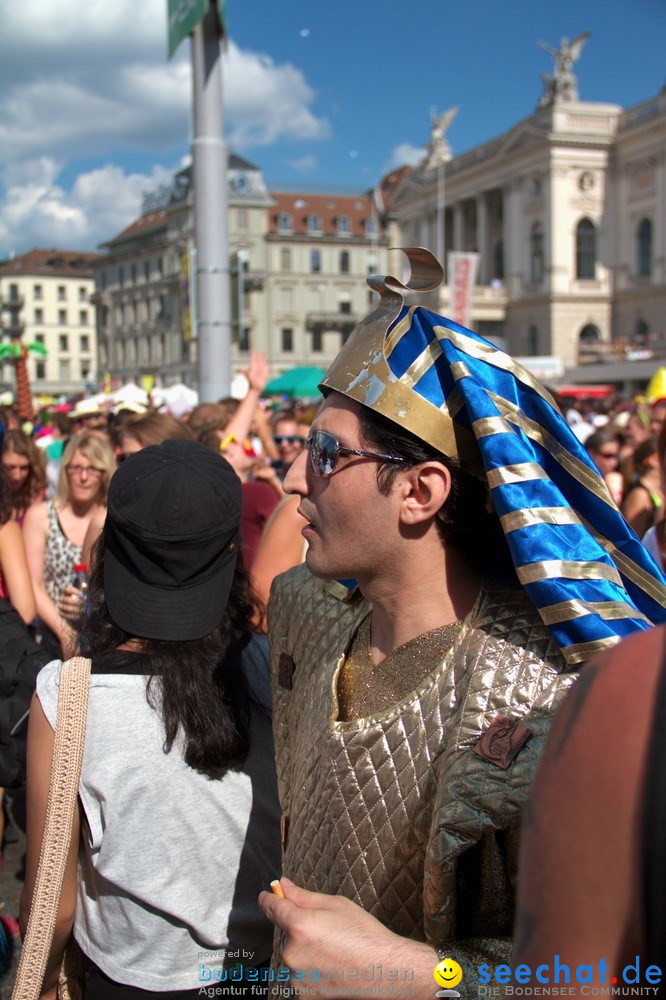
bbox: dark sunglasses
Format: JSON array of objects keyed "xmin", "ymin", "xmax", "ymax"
[
  {"xmin": 273, "ymin": 435, "xmax": 305, "ymax": 446},
  {"xmin": 306, "ymin": 430, "xmax": 406, "ymax": 478}
]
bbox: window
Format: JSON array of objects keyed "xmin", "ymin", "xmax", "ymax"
[
  {"xmin": 239, "ymin": 327, "xmax": 251, "ymax": 352},
  {"xmin": 339, "ymin": 300, "xmax": 351, "ymax": 314},
  {"xmin": 57, "ymin": 285, "xmax": 66, "ymax": 301},
  {"xmin": 528, "ymin": 325, "xmax": 539, "ymax": 356},
  {"xmin": 79, "ymin": 286, "xmax": 87, "ymax": 301},
  {"xmin": 8, "ymin": 283, "xmax": 19, "ymax": 301},
  {"xmin": 493, "ymin": 240, "xmax": 505, "ymax": 280},
  {"xmin": 310, "ymin": 249, "xmax": 321, "ymax": 273},
  {"xmin": 36, "ymin": 361, "xmax": 46, "ymax": 380},
  {"xmin": 307, "ymin": 214, "xmax": 322, "ymax": 235},
  {"xmin": 131, "ymin": 265, "xmax": 137, "ymax": 283},
  {"xmin": 337, "ymin": 215, "xmax": 350, "ymax": 236},
  {"xmin": 144, "ymin": 261, "xmax": 150, "ymax": 280},
  {"xmin": 59, "ymin": 334, "xmax": 69, "ymax": 352},
  {"xmin": 118, "ymin": 267, "xmax": 124, "ymax": 286},
  {"xmin": 58, "ymin": 309, "xmax": 67, "ymax": 325},
  {"xmin": 278, "ymin": 212, "xmax": 292, "ymax": 233},
  {"xmin": 80, "ymin": 361, "xmax": 90, "ymax": 380},
  {"xmin": 156, "ymin": 257, "xmax": 163, "ymax": 276},
  {"xmin": 80, "ymin": 309, "xmax": 88, "ymax": 325},
  {"xmin": 530, "ymin": 223, "xmax": 543, "ymax": 283},
  {"xmin": 281, "ymin": 328, "xmax": 293, "ymax": 352},
  {"xmin": 80, "ymin": 335, "xmax": 90, "ymax": 352},
  {"xmin": 59, "ymin": 359, "xmax": 70, "ymax": 380},
  {"xmin": 237, "ymin": 209, "xmax": 247, "ymax": 230},
  {"xmin": 365, "ymin": 217, "xmax": 378, "ymax": 236},
  {"xmin": 281, "ymin": 248, "xmax": 292, "ymax": 272},
  {"xmin": 33, "ymin": 284, "xmax": 43, "ymax": 300},
  {"xmin": 34, "ymin": 308, "xmax": 43, "ymax": 323},
  {"xmin": 35, "ymin": 333, "xmax": 45, "ymax": 345},
  {"xmin": 637, "ymin": 218, "xmax": 652, "ymax": 277},
  {"xmin": 312, "ymin": 329, "xmax": 323, "ymax": 352},
  {"xmin": 339, "ymin": 251, "xmax": 350, "ymax": 274},
  {"xmin": 576, "ymin": 218, "xmax": 597, "ymax": 280}
]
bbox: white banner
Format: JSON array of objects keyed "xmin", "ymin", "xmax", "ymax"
[{"xmin": 447, "ymin": 251, "xmax": 480, "ymax": 329}]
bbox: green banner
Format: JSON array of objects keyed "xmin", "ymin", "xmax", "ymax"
[{"xmin": 167, "ymin": 0, "xmax": 206, "ymax": 59}]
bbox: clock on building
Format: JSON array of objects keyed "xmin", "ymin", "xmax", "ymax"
[{"xmin": 231, "ymin": 172, "xmax": 251, "ymax": 194}]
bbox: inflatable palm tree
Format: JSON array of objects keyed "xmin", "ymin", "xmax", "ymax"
[{"xmin": 0, "ymin": 340, "xmax": 47, "ymax": 421}]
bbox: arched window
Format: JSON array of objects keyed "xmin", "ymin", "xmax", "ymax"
[
  {"xmin": 576, "ymin": 219, "xmax": 596, "ymax": 279},
  {"xmin": 530, "ymin": 223, "xmax": 543, "ymax": 283},
  {"xmin": 579, "ymin": 324, "xmax": 601, "ymax": 362},
  {"xmin": 637, "ymin": 218, "xmax": 652, "ymax": 277}
]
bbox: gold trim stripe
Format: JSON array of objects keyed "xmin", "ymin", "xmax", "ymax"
[
  {"xmin": 440, "ymin": 384, "xmax": 465, "ymax": 422},
  {"xmin": 561, "ymin": 634, "xmax": 624, "ymax": 667},
  {"xmin": 473, "ymin": 415, "xmax": 515, "ymax": 438},
  {"xmin": 539, "ymin": 599, "xmax": 652, "ymax": 626},
  {"xmin": 517, "ymin": 559, "xmax": 623, "ymax": 587},
  {"xmin": 450, "ymin": 361, "xmax": 471, "ymax": 381},
  {"xmin": 399, "ymin": 337, "xmax": 444, "ymax": 388},
  {"xmin": 485, "ymin": 390, "xmax": 617, "ymax": 512},
  {"xmin": 500, "ymin": 507, "xmax": 581, "ymax": 533},
  {"xmin": 486, "ymin": 463, "xmax": 550, "ymax": 488},
  {"xmin": 431, "ymin": 323, "xmax": 560, "ymax": 410},
  {"xmin": 385, "ymin": 305, "xmax": 419, "ymax": 357},
  {"xmin": 578, "ymin": 515, "xmax": 666, "ymax": 607}
]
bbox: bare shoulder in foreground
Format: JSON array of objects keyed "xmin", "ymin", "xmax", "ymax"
[{"xmin": 515, "ymin": 626, "xmax": 666, "ymax": 993}]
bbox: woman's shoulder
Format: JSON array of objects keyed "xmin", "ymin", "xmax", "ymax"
[{"xmin": 35, "ymin": 658, "xmax": 65, "ymax": 729}]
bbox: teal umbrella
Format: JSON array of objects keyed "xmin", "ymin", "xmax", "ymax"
[{"xmin": 264, "ymin": 366, "xmax": 327, "ymax": 399}]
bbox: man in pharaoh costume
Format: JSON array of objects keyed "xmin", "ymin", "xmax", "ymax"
[{"xmin": 259, "ymin": 249, "xmax": 665, "ymax": 995}]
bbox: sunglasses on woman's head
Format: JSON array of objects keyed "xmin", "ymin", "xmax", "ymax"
[{"xmin": 306, "ymin": 430, "xmax": 406, "ymax": 478}]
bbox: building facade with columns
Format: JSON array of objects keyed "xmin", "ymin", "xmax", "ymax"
[
  {"xmin": 93, "ymin": 155, "xmax": 388, "ymax": 389},
  {"xmin": 390, "ymin": 75, "xmax": 666, "ymax": 372}
]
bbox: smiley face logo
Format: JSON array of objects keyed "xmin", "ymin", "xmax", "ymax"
[{"xmin": 434, "ymin": 958, "xmax": 463, "ymax": 990}]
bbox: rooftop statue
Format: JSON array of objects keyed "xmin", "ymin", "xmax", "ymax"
[
  {"xmin": 423, "ymin": 105, "xmax": 458, "ymax": 170},
  {"xmin": 538, "ymin": 32, "xmax": 590, "ymax": 107}
]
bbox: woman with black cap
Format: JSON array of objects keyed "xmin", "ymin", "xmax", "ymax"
[{"xmin": 20, "ymin": 439, "xmax": 281, "ymax": 998}]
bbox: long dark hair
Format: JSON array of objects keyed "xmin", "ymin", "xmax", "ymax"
[
  {"xmin": 2, "ymin": 429, "xmax": 47, "ymax": 516},
  {"xmin": 358, "ymin": 405, "xmax": 505, "ymax": 570},
  {"xmin": 78, "ymin": 533, "xmax": 259, "ymax": 779}
]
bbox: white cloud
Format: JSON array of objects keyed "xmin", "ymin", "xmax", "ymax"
[
  {"xmin": 387, "ymin": 143, "xmax": 426, "ymax": 170},
  {"xmin": 286, "ymin": 155, "xmax": 318, "ymax": 173},
  {"xmin": 0, "ymin": 159, "xmax": 176, "ymax": 255}
]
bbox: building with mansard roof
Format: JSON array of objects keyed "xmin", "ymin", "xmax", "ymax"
[{"xmin": 93, "ymin": 154, "xmax": 388, "ymax": 388}]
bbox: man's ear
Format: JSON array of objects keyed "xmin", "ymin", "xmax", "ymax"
[{"xmin": 398, "ymin": 462, "xmax": 452, "ymax": 526}]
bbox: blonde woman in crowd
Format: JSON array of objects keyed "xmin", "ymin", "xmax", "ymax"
[{"xmin": 23, "ymin": 433, "xmax": 115, "ymax": 656}]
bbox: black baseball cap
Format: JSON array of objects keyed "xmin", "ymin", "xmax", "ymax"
[{"xmin": 104, "ymin": 439, "xmax": 242, "ymax": 641}]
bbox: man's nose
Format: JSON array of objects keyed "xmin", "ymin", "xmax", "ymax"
[{"xmin": 283, "ymin": 447, "xmax": 309, "ymax": 495}]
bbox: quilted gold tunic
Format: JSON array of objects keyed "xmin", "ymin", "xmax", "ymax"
[{"xmin": 268, "ymin": 565, "xmax": 577, "ymax": 966}]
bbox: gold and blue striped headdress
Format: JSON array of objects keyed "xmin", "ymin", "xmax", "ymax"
[{"xmin": 321, "ymin": 248, "xmax": 666, "ymax": 665}]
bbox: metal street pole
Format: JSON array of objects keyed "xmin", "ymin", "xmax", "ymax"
[{"xmin": 191, "ymin": 3, "xmax": 230, "ymax": 400}]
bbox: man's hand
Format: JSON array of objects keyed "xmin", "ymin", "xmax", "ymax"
[{"xmin": 258, "ymin": 879, "xmax": 438, "ymax": 998}]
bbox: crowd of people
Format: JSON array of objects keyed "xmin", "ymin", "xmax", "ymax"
[{"xmin": 3, "ymin": 247, "xmax": 666, "ymax": 998}]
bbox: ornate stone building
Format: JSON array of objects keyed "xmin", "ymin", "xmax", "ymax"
[
  {"xmin": 389, "ymin": 39, "xmax": 666, "ymax": 373},
  {"xmin": 93, "ymin": 155, "xmax": 388, "ymax": 388}
]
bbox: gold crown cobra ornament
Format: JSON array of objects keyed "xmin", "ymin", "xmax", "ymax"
[{"xmin": 319, "ymin": 248, "xmax": 666, "ymax": 665}]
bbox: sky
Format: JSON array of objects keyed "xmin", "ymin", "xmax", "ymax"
[{"xmin": 1, "ymin": 0, "xmax": 664, "ymax": 258}]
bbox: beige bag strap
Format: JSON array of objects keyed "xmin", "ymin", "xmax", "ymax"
[{"xmin": 12, "ymin": 656, "xmax": 92, "ymax": 1000}]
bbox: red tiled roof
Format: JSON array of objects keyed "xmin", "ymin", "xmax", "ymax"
[
  {"xmin": 107, "ymin": 209, "xmax": 168, "ymax": 243},
  {"xmin": 267, "ymin": 191, "xmax": 382, "ymax": 237},
  {"xmin": 0, "ymin": 248, "xmax": 103, "ymax": 277}
]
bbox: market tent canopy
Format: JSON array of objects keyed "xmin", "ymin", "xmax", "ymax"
[{"xmin": 264, "ymin": 366, "xmax": 327, "ymax": 399}]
